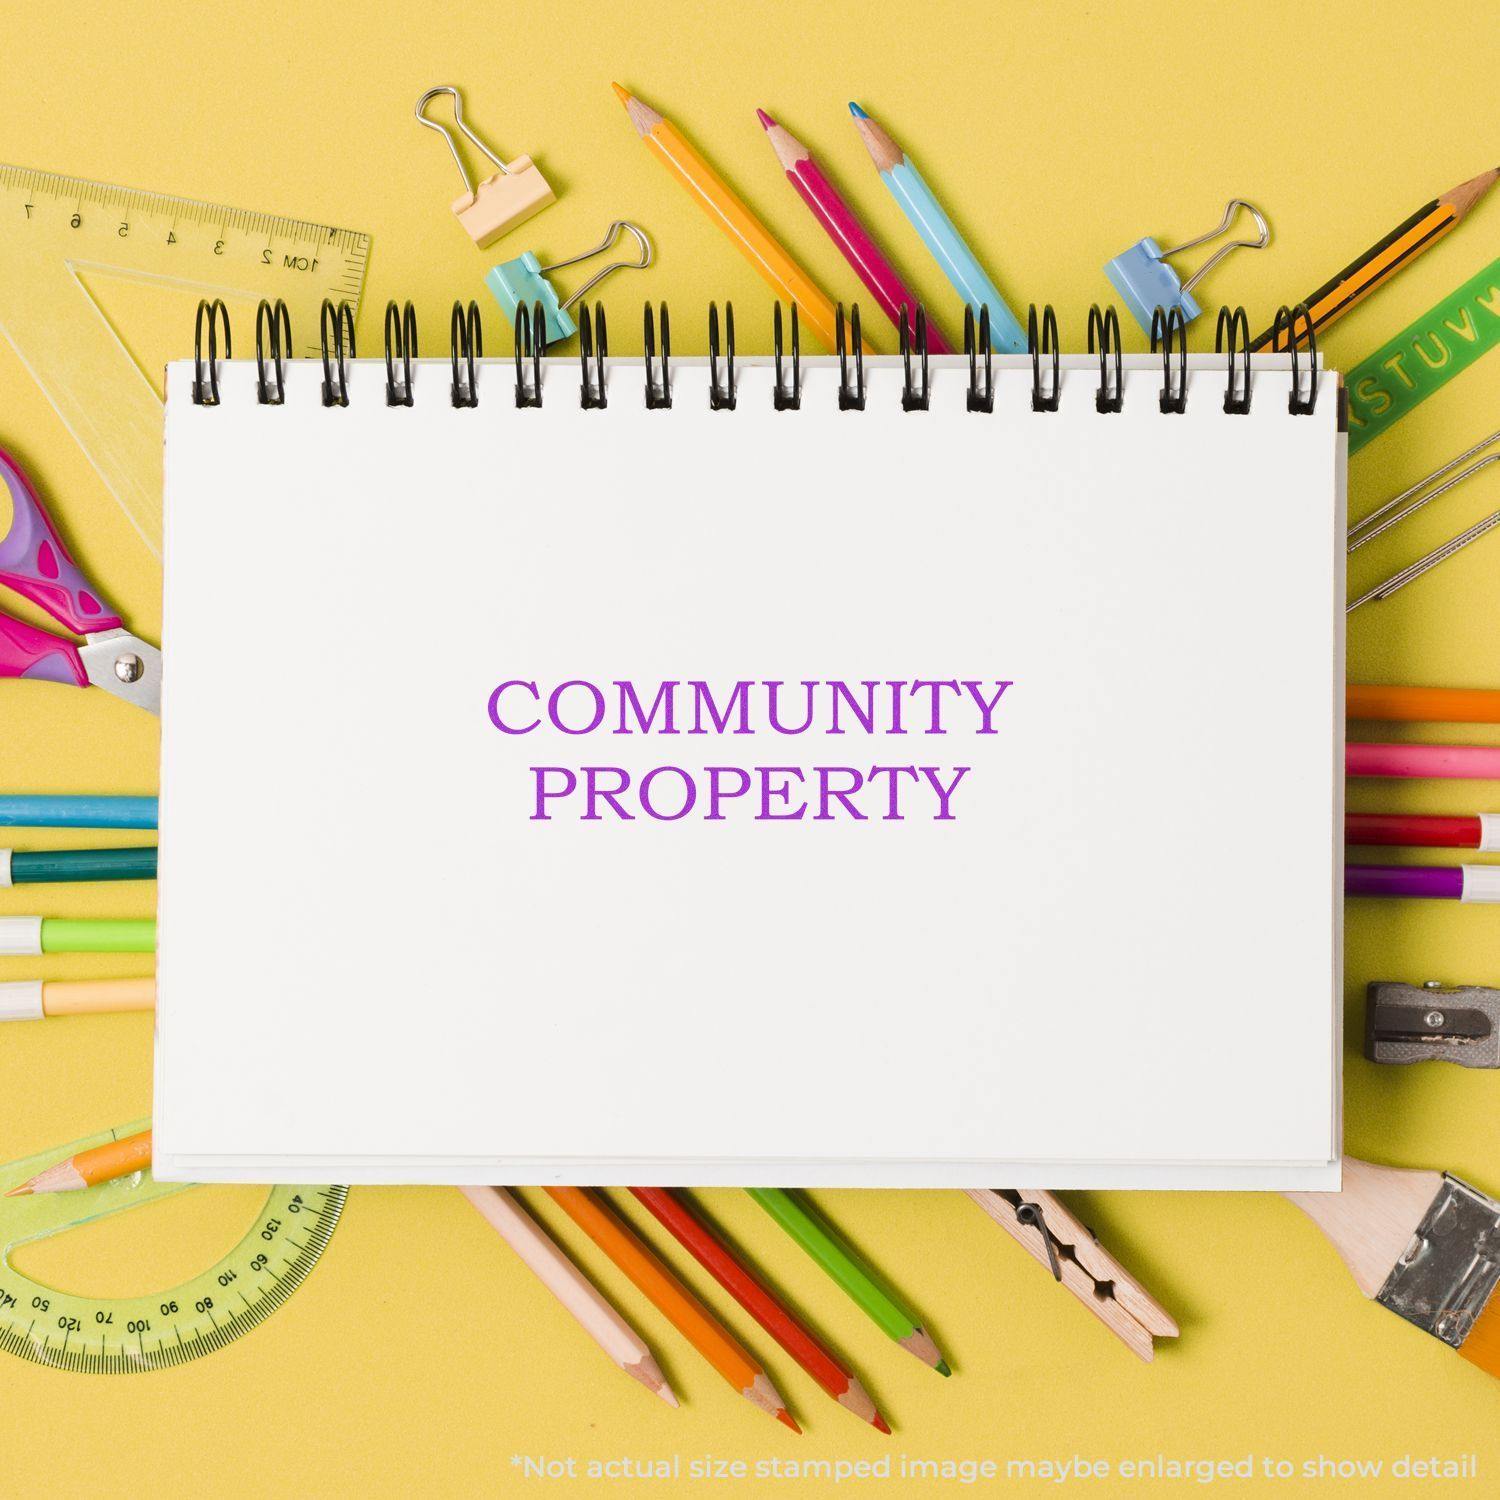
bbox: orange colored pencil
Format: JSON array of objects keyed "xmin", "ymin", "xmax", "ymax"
[
  {"xmin": 632, "ymin": 1187, "xmax": 890, "ymax": 1431},
  {"xmin": 7, "ymin": 1128, "xmax": 152, "ymax": 1195},
  {"xmin": 612, "ymin": 83, "xmax": 869, "ymax": 355},
  {"xmin": 545, "ymin": 1186, "xmax": 799, "ymax": 1430},
  {"xmin": 1252, "ymin": 166, "xmax": 1498, "ymax": 350},
  {"xmin": 1348, "ymin": 683, "xmax": 1500, "ymax": 724}
]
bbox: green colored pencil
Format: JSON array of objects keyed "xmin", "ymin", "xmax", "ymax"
[{"xmin": 747, "ymin": 1187, "xmax": 949, "ymax": 1374}]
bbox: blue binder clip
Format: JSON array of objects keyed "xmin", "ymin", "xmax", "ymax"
[
  {"xmin": 1105, "ymin": 200, "xmax": 1269, "ymax": 333},
  {"xmin": 485, "ymin": 221, "xmax": 652, "ymax": 343}
]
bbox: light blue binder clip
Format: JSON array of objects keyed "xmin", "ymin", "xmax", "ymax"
[
  {"xmin": 1105, "ymin": 200, "xmax": 1269, "ymax": 333},
  {"xmin": 485, "ymin": 220, "xmax": 652, "ymax": 343}
]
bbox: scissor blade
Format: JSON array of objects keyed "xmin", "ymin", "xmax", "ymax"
[{"xmin": 79, "ymin": 630, "xmax": 162, "ymax": 716}]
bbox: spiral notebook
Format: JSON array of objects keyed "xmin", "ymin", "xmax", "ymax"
[{"xmin": 154, "ymin": 312, "xmax": 1346, "ymax": 1188}]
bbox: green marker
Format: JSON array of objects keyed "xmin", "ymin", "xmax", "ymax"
[{"xmin": 0, "ymin": 916, "xmax": 156, "ymax": 955}]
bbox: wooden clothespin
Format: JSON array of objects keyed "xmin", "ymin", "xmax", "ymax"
[{"xmin": 966, "ymin": 1188, "xmax": 1179, "ymax": 1362}]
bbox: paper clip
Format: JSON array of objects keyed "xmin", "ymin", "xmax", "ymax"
[
  {"xmin": 485, "ymin": 222, "xmax": 653, "ymax": 343},
  {"xmin": 415, "ymin": 85, "xmax": 555, "ymax": 248},
  {"xmin": 1347, "ymin": 431, "xmax": 1500, "ymax": 611},
  {"xmin": 1105, "ymin": 200, "xmax": 1269, "ymax": 333}
]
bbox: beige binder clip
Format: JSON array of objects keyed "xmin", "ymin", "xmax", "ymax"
[
  {"xmin": 966, "ymin": 1188, "xmax": 1180, "ymax": 1361},
  {"xmin": 415, "ymin": 85, "xmax": 556, "ymax": 248}
]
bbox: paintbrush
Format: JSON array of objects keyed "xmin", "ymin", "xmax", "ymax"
[{"xmin": 1286, "ymin": 1158, "xmax": 1500, "ymax": 1379}]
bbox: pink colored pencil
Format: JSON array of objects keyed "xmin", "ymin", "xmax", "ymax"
[
  {"xmin": 1348, "ymin": 742, "xmax": 1500, "ymax": 779},
  {"xmin": 757, "ymin": 109, "xmax": 953, "ymax": 353}
]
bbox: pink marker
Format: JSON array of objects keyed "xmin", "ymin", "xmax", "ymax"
[
  {"xmin": 757, "ymin": 109, "xmax": 953, "ymax": 353},
  {"xmin": 1347, "ymin": 742, "xmax": 1500, "ymax": 779}
]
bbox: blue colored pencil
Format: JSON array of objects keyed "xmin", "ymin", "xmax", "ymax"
[
  {"xmin": 0, "ymin": 795, "xmax": 158, "ymax": 830},
  {"xmin": 848, "ymin": 102, "xmax": 1026, "ymax": 353}
]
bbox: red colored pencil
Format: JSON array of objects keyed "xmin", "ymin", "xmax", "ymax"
[
  {"xmin": 756, "ymin": 109, "xmax": 952, "ymax": 353},
  {"xmin": 630, "ymin": 1187, "xmax": 890, "ymax": 1432},
  {"xmin": 1346, "ymin": 812, "xmax": 1498, "ymax": 849}
]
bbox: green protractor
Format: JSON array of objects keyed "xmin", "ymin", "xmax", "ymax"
[{"xmin": 0, "ymin": 1120, "xmax": 345, "ymax": 1372}]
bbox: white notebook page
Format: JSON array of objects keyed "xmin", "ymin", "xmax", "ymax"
[{"xmin": 155, "ymin": 353, "xmax": 1344, "ymax": 1188}]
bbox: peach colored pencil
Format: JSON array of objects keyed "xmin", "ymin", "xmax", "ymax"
[{"xmin": 461, "ymin": 1186, "xmax": 677, "ymax": 1406}]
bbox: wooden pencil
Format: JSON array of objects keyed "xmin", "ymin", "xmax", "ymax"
[
  {"xmin": 545, "ymin": 1186, "xmax": 799, "ymax": 1430},
  {"xmin": 756, "ymin": 109, "xmax": 951, "ymax": 353},
  {"xmin": 612, "ymin": 83, "xmax": 868, "ymax": 354},
  {"xmin": 632, "ymin": 1187, "xmax": 890, "ymax": 1431},
  {"xmin": 1286, "ymin": 1158, "xmax": 1500, "ymax": 1382},
  {"xmin": 7, "ymin": 1128, "xmax": 152, "ymax": 1195},
  {"xmin": 460, "ymin": 1186, "xmax": 677, "ymax": 1406},
  {"xmin": 1251, "ymin": 167, "xmax": 1499, "ymax": 351},
  {"xmin": 747, "ymin": 1188, "xmax": 947, "ymax": 1374}
]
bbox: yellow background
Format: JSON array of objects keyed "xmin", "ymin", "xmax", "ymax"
[{"xmin": 2, "ymin": 0, "xmax": 1499, "ymax": 1493}]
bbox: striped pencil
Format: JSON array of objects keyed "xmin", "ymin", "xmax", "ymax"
[
  {"xmin": 756, "ymin": 110, "xmax": 951, "ymax": 353},
  {"xmin": 545, "ymin": 1186, "xmax": 798, "ymax": 1430},
  {"xmin": 632, "ymin": 1187, "xmax": 890, "ymax": 1432},
  {"xmin": 1347, "ymin": 864, "xmax": 1500, "ymax": 902},
  {"xmin": 1346, "ymin": 812, "xmax": 1500, "ymax": 850},
  {"xmin": 1349, "ymin": 685, "xmax": 1500, "ymax": 723},
  {"xmin": 1, "ymin": 846, "xmax": 157, "ymax": 884},
  {"xmin": 848, "ymin": 102, "xmax": 1026, "ymax": 353},
  {"xmin": 7, "ymin": 1129, "xmax": 152, "ymax": 1196},
  {"xmin": 1348, "ymin": 743, "xmax": 1500, "ymax": 779},
  {"xmin": 0, "ymin": 976, "xmax": 156, "ymax": 1022},
  {"xmin": 747, "ymin": 1189, "xmax": 947, "ymax": 1374},
  {"xmin": 0, "ymin": 917, "xmax": 155, "ymax": 954},
  {"xmin": 461, "ymin": 1186, "xmax": 677, "ymax": 1406}
]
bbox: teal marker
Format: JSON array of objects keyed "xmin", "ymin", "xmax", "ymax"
[{"xmin": 849, "ymin": 102, "xmax": 1026, "ymax": 353}]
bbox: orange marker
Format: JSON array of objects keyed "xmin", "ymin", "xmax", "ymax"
[
  {"xmin": 546, "ymin": 1186, "xmax": 798, "ymax": 1430},
  {"xmin": 612, "ymin": 83, "xmax": 868, "ymax": 354},
  {"xmin": 1348, "ymin": 683, "xmax": 1500, "ymax": 724},
  {"xmin": 7, "ymin": 1128, "xmax": 152, "ymax": 1196}
]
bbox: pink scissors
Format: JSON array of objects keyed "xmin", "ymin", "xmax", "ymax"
[{"xmin": 0, "ymin": 447, "xmax": 161, "ymax": 715}]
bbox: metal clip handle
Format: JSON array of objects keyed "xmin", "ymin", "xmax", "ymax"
[
  {"xmin": 1160, "ymin": 200, "xmax": 1270, "ymax": 295},
  {"xmin": 540, "ymin": 222, "xmax": 653, "ymax": 313},
  {"xmin": 415, "ymin": 85, "xmax": 516, "ymax": 194}
]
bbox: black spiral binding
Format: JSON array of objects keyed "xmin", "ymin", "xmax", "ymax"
[
  {"xmin": 708, "ymin": 302, "xmax": 737, "ymax": 410},
  {"xmin": 1273, "ymin": 303, "xmax": 1319, "ymax": 415},
  {"xmin": 773, "ymin": 304, "xmax": 801, "ymax": 411},
  {"xmin": 1216, "ymin": 306, "xmax": 1251, "ymax": 414},
  {"xmin": 320, "ymin": 300, "xmax": 355, "ymax": 408},
  {"xmin": 964, "ymin": 306, "xmax": 993, "ymax": 413},
  {"xmin": 193, "ymin": 297, "xmax": 1322, "ymax": 419},
  {"xmin": 450, "ymin": 300, "xmax": 482, "ymax": 408},
  {"xmin": 836, "ymin": 303, "xmax": 865, "ymax": 411},
  {"xmin": 643, "ymin": 303, "xmax": 671, "ymax": 409},
  {"xmin": 1150, "ymin": 306, "xmax": 1188, "ymax": 415},
  {"xmin": 1028, "ymin": 304, "xmax": 1060, "ymax": 412},
  {"xmin": 192, "ymin": 298, "xmax": 231, "ymax": 405},
  {"xmin": 578, "ymin": 303, "xmax": 607, "ymax": 409},
  {"xmin": 513, "ymin": 302, "xmax": 543, "ymax": 408},
  {"xmin": 384, "ymin": 301, "xmax": 417, "ymax": 407},
  {"xmin": 900, "ymin": 305, "xmax": 930, "ymax": 411},
  {"xmin": 255, "ymin": 300, "xmax": 291, "ymax": 406},
  {"xmin": 1087, "ymin": 304, "xmax": 1123, "ymax": 414}
]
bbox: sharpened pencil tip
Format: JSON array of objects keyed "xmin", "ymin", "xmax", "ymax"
[
  {"xmin": 755, "ymin": 108, "xmax": 776, "ymax": 130},
  {"xmin": 611, "ymin": 82, "xmax": 630, "ymax": 104},
  {"xmin": 848, "ymin": 101, "xmax": 868, "ymax": 118},
  {"xmin": 936, "ymin": 1358, "xmax": 952, "ymax": 1377},
  {"xmin": 4, "ymin": 1185, "xmax": 30, "ymax": 1197},
  {"xmin": 873, "ymin": 1413, "xmax": 892, "ymax": 1434},
  {"xmin": 657, "ymin": 1384, "xmax": 680, "ymax": 1408},
  {"xmin": 776, "ymin": 1409, "xmax": 802, "ymax": 1434}
]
